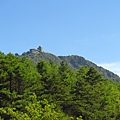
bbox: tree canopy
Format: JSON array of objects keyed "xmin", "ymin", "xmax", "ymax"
[{"xmin": 1, "ymin": 53, "xmax": 120, "ymax": 120}]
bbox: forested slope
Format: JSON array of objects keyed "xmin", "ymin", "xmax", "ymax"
[
  {"xmin": 1, "ymin": 52, "xmax": 120, "ymax": 120},
  {"xmin": 59, "ymin": 55, "xmax": 120, "ymax": 82},
  {"xmin": 20, "ymin": 49, "xmax": 120, "ymax": 82}
]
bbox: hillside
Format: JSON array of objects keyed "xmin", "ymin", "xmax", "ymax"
[
  {"xmin": 2, "ymin": 51, "xmax": 120, "ymax": 119},
  {"xmin": 18, "ymin": 46, "xmax": 120, "ymax": 82},
  {"xmin": 59, "ymin": 55, "xmax": 120, "ymax": 82}
]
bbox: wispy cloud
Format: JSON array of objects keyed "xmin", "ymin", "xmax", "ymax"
[{"xmin": 97, "ymin": 62, "xmax": 120, "ymax": 76}]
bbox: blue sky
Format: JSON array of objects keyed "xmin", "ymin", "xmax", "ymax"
[{"xmin": 0, "ymin": 0, "xmax": 120, "ymax": 75}]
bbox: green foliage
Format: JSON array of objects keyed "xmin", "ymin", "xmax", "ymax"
[
  {"xmin": 72, "ymin": 67, "xmax": 120, "ymax": 120},
  {"xmin": 0, "ymin": 93, "xmax": 73, "ymax": 120},
  {"xmin": 1, "ymin": 52, "xmax": 120, "ymax": 120},
  {"xmin": 0, "ymin": 53, "xmax": 41, "ymax": 109},
  {"xmin": 0, "ymin": 54, "xmax": 41, "ymax": 94}
]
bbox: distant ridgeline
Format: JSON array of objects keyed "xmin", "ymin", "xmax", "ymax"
[{"xmin": 16, "ymin": 46, "xmax": 120, "ymax": 82}]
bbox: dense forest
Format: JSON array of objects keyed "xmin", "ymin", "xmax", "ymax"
[{"xmin": 1, "ymin": 52, "xmax": 120, "ymax": 120}]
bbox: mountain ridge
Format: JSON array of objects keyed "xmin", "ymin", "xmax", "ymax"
[{"xmin": 16, "ymin": 47, "xmax": 120, "ymax": 82}]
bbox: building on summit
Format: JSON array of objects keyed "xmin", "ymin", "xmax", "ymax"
[
  {"xmin": 21, "ymin": 46, "xmax": 44, "ymax": 55},
  {"xmin": 29, "ymin": 46, "xmax": 44, "ymax": 54}
]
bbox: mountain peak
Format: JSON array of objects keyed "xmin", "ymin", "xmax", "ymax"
[{"xmin": 19, "ymin": 48, "xmax": 120, "ymax": 82}]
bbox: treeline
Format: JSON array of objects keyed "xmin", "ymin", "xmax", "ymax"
[{"xmin": 0, "ymin": 52, "xmax": 120, "ymax": 120}]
